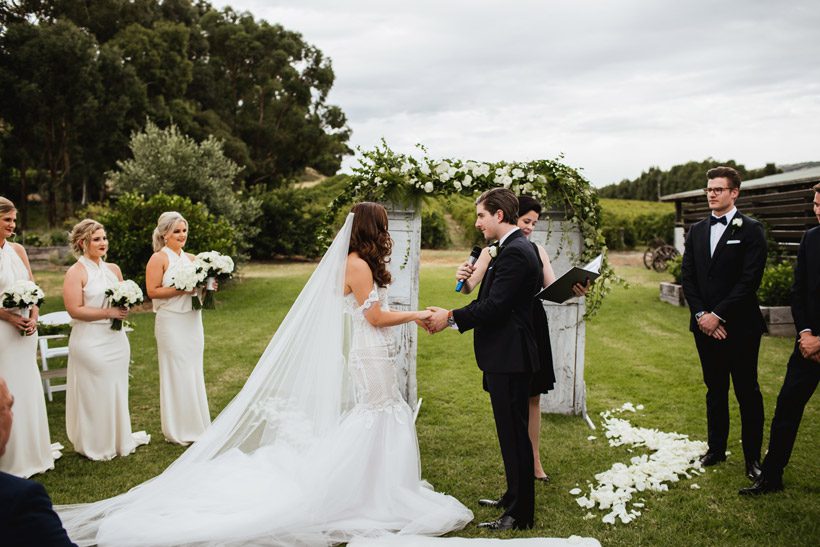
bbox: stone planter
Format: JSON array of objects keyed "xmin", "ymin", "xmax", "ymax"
[
  {"xmin": 659, "ymin": 281, "xmax": 687, "ymax": 307},
  {"xmin": 760, "ymin": 305, "xmax": 796, "ymax": 337}
]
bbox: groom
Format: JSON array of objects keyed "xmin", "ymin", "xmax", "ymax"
[{"xmin": 426, "ymin": 188, "xmax": 541, "ymax": 531}]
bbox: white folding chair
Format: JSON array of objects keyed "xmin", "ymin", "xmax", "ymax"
[{"xmin": 37, "ymin": 311, "xmax": 71, "ymax": 402}]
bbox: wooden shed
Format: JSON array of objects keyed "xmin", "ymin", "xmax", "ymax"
[{"xmin": 660, "ymin": 166, "xmax": 820, "ymax": 255}]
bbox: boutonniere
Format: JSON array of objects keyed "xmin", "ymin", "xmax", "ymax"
[
  {"xmin": 487, "ymin": 243, "xmax": 499, "ymax": 259},
  {"xmin": 731, "ymin": 217, "xmax": 743, "ymax": 229}
]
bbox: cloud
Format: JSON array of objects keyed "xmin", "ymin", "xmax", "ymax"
[{"xmin": 214, "ymin": 0, "xmax": 820, "ymax": 186}]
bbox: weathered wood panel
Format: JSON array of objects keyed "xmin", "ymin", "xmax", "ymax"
[{"xmin": 386, "ymin": 205, "xmax": 421, "ymax": 406}]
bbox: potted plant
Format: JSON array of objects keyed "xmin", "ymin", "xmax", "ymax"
[
  {"xmin": 659, "ymin": 254, "xmax": 686, "ymax": 306},
  {"xmin": 758, "ymin": 261, "xmax": 796, "ymax": 337}
]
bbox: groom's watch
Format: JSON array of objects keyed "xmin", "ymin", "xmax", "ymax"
[{"xmin": 447, "ymin": 310, "xmax": 456, "ymax": 328}]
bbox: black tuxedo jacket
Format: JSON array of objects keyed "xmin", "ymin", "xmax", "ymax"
[
  {"xmin": 791, "ymin": 225, "xmax": 820, "ymax": 334},
  {"xmin": 681, "ymin": 211, "xmax": 767, "ymax": 335},
  {"xmin": 452, "ymin": 229, "xmax": 541, "ymax": 374},
  {"xmin": 0, "ymin": 471, "xmax": 76, "ymax": 546}
]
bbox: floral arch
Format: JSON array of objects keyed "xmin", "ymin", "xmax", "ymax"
[{"xmin": 325, "ymin": 141, "xmax": 615, "ymax": 315}]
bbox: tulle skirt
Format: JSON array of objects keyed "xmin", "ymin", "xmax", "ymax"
[
  {"xmin": 66, "ymin": 322, "xmax": 149, "ymax": 460},
  {"xmin": 0, "ymin": 320, "xmax": 57, "ymax": 477},
  {"xmin": 90, "ymin": 399, "xmax": 471, "ymax": 546},
  {"xmin": 155, "ymin": 309, "xmax": 210, "ymax": 444}
]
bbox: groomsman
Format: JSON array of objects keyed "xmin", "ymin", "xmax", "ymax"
[
  {"xmin": 740, "ymin": 184, "xmax": 820, "ymax": 495},
  {"xmin": 681, "ymin": 166, "xmax": 767, "ymax": 480},
  {"xmin": 425, "ymin": 188, "xmax": 541, "ymax": 531}
]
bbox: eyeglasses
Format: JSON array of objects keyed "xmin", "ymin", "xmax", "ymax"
[{"xmin": 702, "ymin": 187, "xmax": 733, "ymax": 195}]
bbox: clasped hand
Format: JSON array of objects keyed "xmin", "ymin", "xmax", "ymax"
[
  {"xmin": 697, "ymin": 312, "xmax": 727, "ymax": 340},
  {"xmin": 798, "ymin": 332, "xmax": 820, "ymax": 362},
  {"xmin": 415, "ymin": 306, "xmax": 450, "ymax": 335}
]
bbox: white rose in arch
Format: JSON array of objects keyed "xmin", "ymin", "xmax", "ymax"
[
  {"xmin": 440, "ymin": 172, "xmax": 451, "ymax": 183},
  {"xmin": 463, "ymin": 175, "xmax": 472, "ymax": 187},
  {"xmin": 453, "ymin": 180, "xmax": 462, "ymax": 191},
  {"xmin": 423, "ymin": 182, "xmax": 434, "ymax": 193}
]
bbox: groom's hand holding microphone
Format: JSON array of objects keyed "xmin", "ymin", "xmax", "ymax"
[{"xmin": 455, "ymin": 246, "xmax": 482, "ymax": 293}]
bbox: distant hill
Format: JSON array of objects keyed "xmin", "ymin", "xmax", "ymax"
[{"xmin": 597, "ymin": 159, "xmax": 780, "ymax": 201}]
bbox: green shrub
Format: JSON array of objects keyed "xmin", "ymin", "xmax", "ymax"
[
  {"xmin": 757, "ymin": 261, "xmax": 794, "ymax": 306},
  {"xmin": 47, "ymin": 229, "xmax": 68, "ymax": 246},
  {"xmin": 84, "ymin": 192, "xmax": 238, "ymax": 289},
  {"xmin": 668, "ymin": 254, "xmax": 683, "ymax": 283},
  {"xmin": 250, "ymin": 186, "xmax": 324, "ymax": 259},
  {"xmin": 421, "ymin": 208, "xmax": 450, "ymax": 249}
]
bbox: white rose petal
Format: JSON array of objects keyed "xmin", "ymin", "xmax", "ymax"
[{"xmin": 569, "ymin": 488, "xmax": 582, "ymax": 495}]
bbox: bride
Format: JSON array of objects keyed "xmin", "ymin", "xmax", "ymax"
[{"xmin": 59, "ymin": 203, "xmax": 473, "ymax": 546}]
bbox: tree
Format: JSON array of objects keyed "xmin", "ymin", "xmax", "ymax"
[
  {"xmin": 108, "ymin": 121, "xmax": 261, "ymax": 253},
  {"xmin": 598, "ymin": 159, "xmax": 783, "ymax": 200}
]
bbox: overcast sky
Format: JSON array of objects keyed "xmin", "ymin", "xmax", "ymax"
[{"xmin": 213, "ymin": 0, "xmax": 820, "ymax": 187}]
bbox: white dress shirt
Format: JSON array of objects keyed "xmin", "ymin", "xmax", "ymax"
[{"xmin": 710, "ymin": 207, "xmax": 737, "ymax": 256}]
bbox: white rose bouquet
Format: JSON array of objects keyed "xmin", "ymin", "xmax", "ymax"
[
  {"xmin": 105, "ymin": 280, "xmax": 144, "ymax": 331},
  {"xmin": 194, "ymin": 251, "xmax": 235, "ymax": 309},
  {"xmin": 1, "ymin": 279, "xmax": 45, "ymax": 336},
  {"xmin": 171, "ymin": 262, "xmax": 207, "ymax": 310}
]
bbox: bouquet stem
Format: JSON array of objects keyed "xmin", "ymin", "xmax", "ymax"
[
  {"xmin": 20, "ymin": 306, "xmax": 32, "ymax": 336},
  {"xmin": 111, "ymin": 318, "xmax": 123, "ymax": 331},
  {"xmin": 192, "ymin": 294, "xmax": 203, "ymax": 310}
]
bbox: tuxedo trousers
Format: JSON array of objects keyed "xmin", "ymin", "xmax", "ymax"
[
  {"xmin": 484, "ymin": 371, "xmax": 534, "ymax": 525},
  {"xmin": 762, "ymin": 346, "xmax": 819, "ymax": 480},
  {"xmin": 694, "ymin": 331, "xmax": 764, "ymax": 462}
]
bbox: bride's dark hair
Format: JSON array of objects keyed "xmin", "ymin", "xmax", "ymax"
[{"xmin": 349, "ymin": 202, "xmax": 392, "ymax": 287}]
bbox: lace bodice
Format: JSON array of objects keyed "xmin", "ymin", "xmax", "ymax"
[
  {"xmin": 343, "ymin": 284, "xmax": 403, "ymax": 411},
  {"xmin": 344, "ymin": 284, "xmax": 395, "ymax": 351},
  {"xmin": 76, "ymin": 256, "xmax": 118, "ymax": 325}
]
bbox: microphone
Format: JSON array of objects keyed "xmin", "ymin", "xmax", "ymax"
[{"xmin": 455, "ymin": 246, "xmax": 483, "ymax": 292}]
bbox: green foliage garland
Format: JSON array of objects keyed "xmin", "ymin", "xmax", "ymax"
[{"xmin": 325, "ymin": 141, "xmax": 618, "ymax": 316}]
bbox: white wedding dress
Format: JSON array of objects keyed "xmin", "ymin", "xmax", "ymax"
[
  {"xmin": 154, "ymin": 247, "xmax": 210, "ymax": 445},
  {"xmin": 59, "ymin": 214, "xmax": 472, "ymax": 546},
  {"xmin": 0, "ymin": 241, "xmax": 60, "ymax": 477}
]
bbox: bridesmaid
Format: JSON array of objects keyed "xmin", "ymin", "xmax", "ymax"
[
  {"xmin": 63, "ymin": 219, "xmax": 149, "ymax": 460},
  {"xmin": 145, "ymin": 212, "xmax": 210, "ymax": 445},
  {"xmin": 0, "ymin": 197, "xmax": 59, "ymax": 477}
]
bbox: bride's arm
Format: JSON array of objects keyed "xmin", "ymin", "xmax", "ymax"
[{"xmin": 345, "ymin": 255, "xmax": 431, "ymax": 328}]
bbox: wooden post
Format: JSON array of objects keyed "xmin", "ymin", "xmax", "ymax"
[
  {"xmin": 385, "ymin": 202, "xmax": 421, "ymax": 406},
  {"xmin": 529, "ymin": 207, "xmax": 589, "ymax": 416}
]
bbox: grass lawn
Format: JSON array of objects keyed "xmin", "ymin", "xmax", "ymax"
[{"xmin": 30, "ymin": 254, "xmax": 818, "ymax": 546}]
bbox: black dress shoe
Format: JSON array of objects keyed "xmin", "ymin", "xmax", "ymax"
[
  {"xmin": 745, "ymin": 460, "xmax": 762, "ymax": 481},
  {"xmin": 477, "ymin": 515, "xmax": 532, "ymax": 530},
  {"xmin": 739, "ymin": 477, "xmax": 784, "ymax": 496},
  {"xmin": 699, "ymin": 452, "xmax": 727, "ymax": 466},
  {"xmin": 477, "ymin": 498, "xmax": 505, "ymax": 508}
]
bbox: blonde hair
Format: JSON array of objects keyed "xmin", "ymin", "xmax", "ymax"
[
  {"xmin": 0, "ymin": 197, "xmax": 16, "ymax": 216},
  {"xmin": 152, "ymin": 211, "xmax": 188, "ymax": 252},
  {"xmin": 69, "ymin": 219, "xmax": 105, "ymax": 257}
]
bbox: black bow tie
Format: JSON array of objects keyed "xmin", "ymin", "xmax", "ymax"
[{"xmin": 710, "ymin": 216, "xmax": 727, "ymax": 226}]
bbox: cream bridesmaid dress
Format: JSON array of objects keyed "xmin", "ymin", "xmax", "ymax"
[
  {"xmin": 0, "ymin": 241, "xmax": 60, "ymax": 477},
  {"xmin": 66, "ymin": 256, "xmax": 149, "ymax": 460},
  {"xmin": 153, "ymin": 247, "xmax": 210, "ymax": 445}
]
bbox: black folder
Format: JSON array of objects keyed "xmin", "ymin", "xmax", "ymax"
[{"xmin": 535, "ymin": 255, "xmax": 601, "ymax": 303}]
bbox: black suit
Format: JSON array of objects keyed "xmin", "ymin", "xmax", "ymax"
[
  {"xmin": 0, "ymin": 471, "xmax": 76, "ymax": 546},
  {"xmin": 681, "ymin": 211, "xmax": 767, "ymax": 463},
  {"xmin": 761, "ymin": 225, "xmax": 820, "ymax": 482},
  {"xmin": 453, "ymin": 228, "xmax": 541, "ymax": 526}
]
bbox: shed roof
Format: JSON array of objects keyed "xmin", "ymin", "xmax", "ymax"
[{"xmin": 659, "ymin": 165, "xmax": 820, "ymax": 202}]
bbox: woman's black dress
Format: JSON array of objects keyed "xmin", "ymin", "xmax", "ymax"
[{"xmin": 530, "ymin": 243, "xmax": 556, "ymax": 396}]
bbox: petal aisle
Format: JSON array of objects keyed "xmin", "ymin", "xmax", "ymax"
[{"xmin": 572, "ymin": 403, "xmax": 708, "ymax": 525}]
